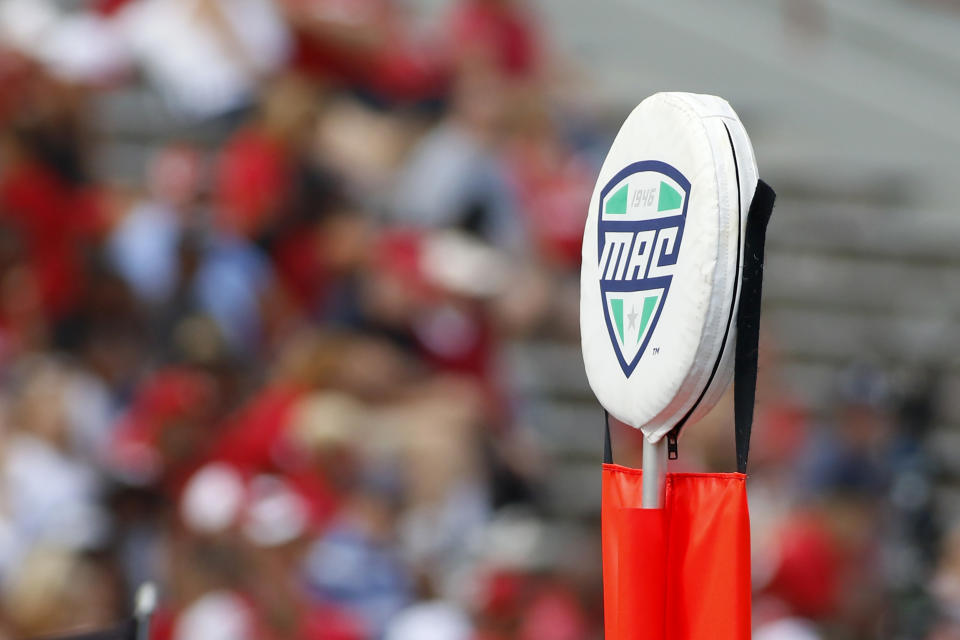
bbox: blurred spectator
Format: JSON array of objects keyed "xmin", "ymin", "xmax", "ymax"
[
  {"xmin": 800, "ymin": 364, "xmax": 893, "ymax": 498},
  {"xmin": 0, "ymin": 74, "xmax": 106, "ymax": 321},
  {"xmin": 0, "ymin": 2, "xmax": 943, "ymax": 639},
  {"xmin": 391, "ymin": 68, "xmax": 522, "ymax": 251},
  {"xmin": 1, "ymin": 357, "xmax": 110, "ymax": 566},
  {"xmin": 502, "ymin": 90, "xmax": 591, "ymax": 269},
  {"xmin": 108, "ymin": 144, "xmax": 205, "ymax": 307},
  {"xmin": 280, "ymin": 0, "xmax": 445, "ymax": 106},
  {"xmin": 445, "ymin": 0, "xmax": 544, "ymax": 82},
  {"xmin": 305, "ymin": 474, "xmax": 411, "ymax": 637},
  {"xmin": 384, "ymin": 601, "xmax": 472, "ymax": 640},
  {"xmin": 116, "ymin": 0, "xmax": 291, "ymax": 119}
]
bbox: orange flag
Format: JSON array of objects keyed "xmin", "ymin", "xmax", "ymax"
[{"xmin": 602, "ymin": 465, "xmax": 752, "ymax": 640}]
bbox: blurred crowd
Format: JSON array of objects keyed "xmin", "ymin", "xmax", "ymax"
[{"xmin": 0, "ymin": 1, "xmax": 955, "ymax": 639}]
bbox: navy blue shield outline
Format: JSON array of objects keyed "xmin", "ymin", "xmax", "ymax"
[{"xmin": 597, "ymin": 161, "xmax": 690, "ymax": 377}]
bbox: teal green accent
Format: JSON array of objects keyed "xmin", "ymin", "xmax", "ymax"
[
  {"xmin": 657, "ymin": 182, "xmax": 682, "ymax": 211},
  {"xmin": 605, "ymin": 184, "xmax": 628, "ymax": 214},
  {"xmin": 611, "ymin": 298, "xmax": 625, "ymax": 343},
  {"xmin": 637, "ymin": 295, "xmax": 658, "ymax": 339}
]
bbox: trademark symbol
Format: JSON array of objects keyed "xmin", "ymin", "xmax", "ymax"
[{"xmin": 652, "ymin": 347, "xmax": 660, "ymax": 355}]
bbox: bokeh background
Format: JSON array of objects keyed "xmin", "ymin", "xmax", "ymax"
[{"xmin": 0, "ymin": 0, "xmax": 957, "ymax": 638}]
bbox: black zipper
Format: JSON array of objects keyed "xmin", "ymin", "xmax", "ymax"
[{"xmin": 665, "ymin": 121, "xmax": 743, "ymax": 461}]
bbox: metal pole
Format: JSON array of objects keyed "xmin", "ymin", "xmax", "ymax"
[{"xmin": 641, "ymin": 437, "xmax": 667, "ymax": 508}]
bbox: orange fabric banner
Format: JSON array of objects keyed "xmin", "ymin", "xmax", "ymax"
[{"xmin": 602, "ymin": 464, "xmax": 751, "ymax": 640}]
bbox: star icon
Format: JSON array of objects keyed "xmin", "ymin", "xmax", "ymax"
[{"xmin": 626, "ymin": 305, "xmax": 638, "ymax": 330}]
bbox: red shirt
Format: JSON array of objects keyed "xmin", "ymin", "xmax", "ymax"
[
  {"xmin": 215, "ymin": 129, "xmax": 293, "ymax": 237},
  {"xmin": 506, "ymin": 141, "xmax": 592, "ymax": 268},
  {"xmin": 285, "ymin": 0, "xmax": 445, "ymax": 101},
  {"xmin": 212, "ymin": 385, "xmax": 305, "ymax": 471},
  {"xmin": 211, "ymin": 385, "xmax": 341, "ymax": 528},
  {"xmin": 0, "ymin": 161, "xmax": 105, "ymax": 317},
  {"xmin": 446, "ymin": 0, "xmax": 542, "ymax": 78}
]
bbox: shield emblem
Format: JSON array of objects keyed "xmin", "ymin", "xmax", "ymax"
[{"xmin": 597, "ymin": 161, "xmax": 690, "ymax": 377}]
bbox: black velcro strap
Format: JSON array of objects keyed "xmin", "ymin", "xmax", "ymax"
[
  {"xmin": 734, "ymin": 179, "xmax": 776, "ymax": 474},
  {"xmin": 603, "ymin": 410, "xmax": 613, "ymax": 464}
]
